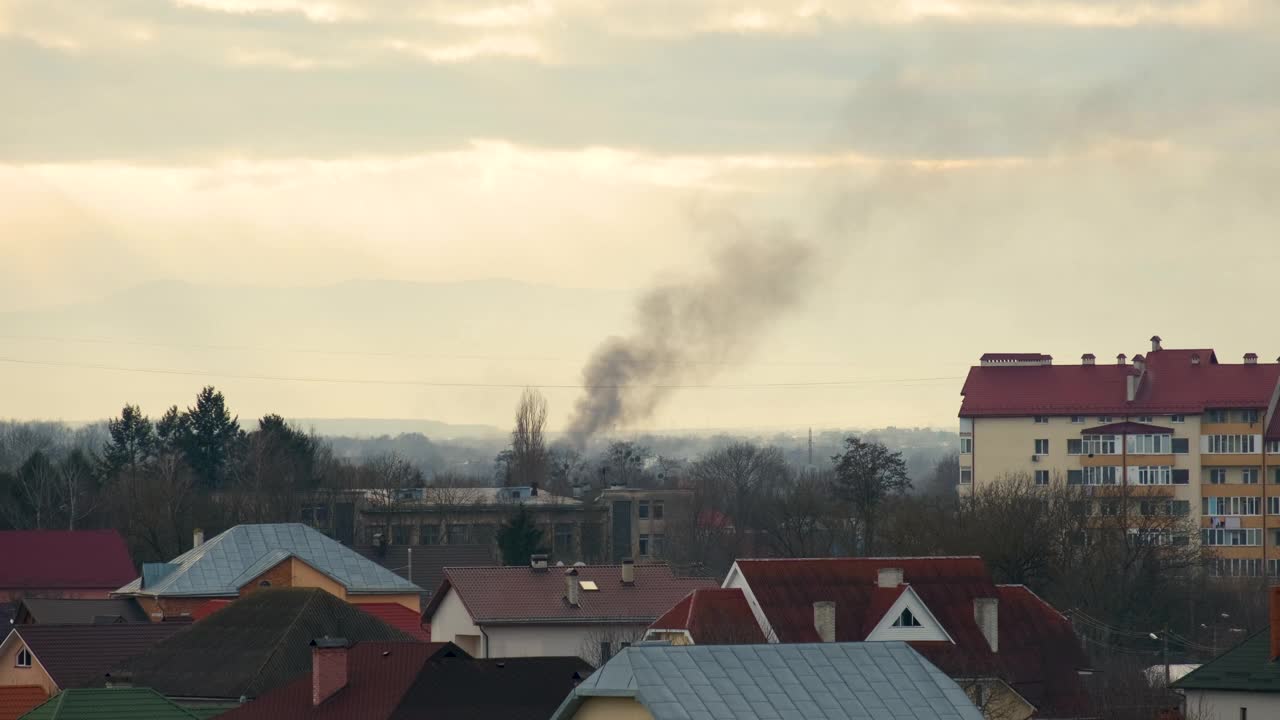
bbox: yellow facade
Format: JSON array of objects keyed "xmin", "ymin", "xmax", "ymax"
[{"xmin": 569, "ymin": 697, "xmax": 655, "ymax": 720}]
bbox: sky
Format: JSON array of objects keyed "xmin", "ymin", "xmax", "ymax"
[{"xmin": 2, "ymin": 0, "xmax": 1279, "ymax": 434}]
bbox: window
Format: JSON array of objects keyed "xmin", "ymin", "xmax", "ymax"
[
  {"xmin": 1210, "ymin": 468, "xmax": 1228, "ymax": 484},
  {"xmin": 1171, "ymin": 438, "xmax": 1189, "ymax": 454},
  {"xmin": 1100, "ymin": 501, "xmax": 1120, "ymax": 516},
  {"xmin": 1140, "ymin": 500, "xmax": 1188, "ymax": 517},
  {"xmin": 1034, "ymin": 439, "xmax": 1049, "ymax": 455},
  {"xmin": 1270, "ymin": 497, "xmax": 1280, "ymax": 515},
  {"xmin": 1202, "ymin": 528, "xmax": 1262, "ymax": 546},
  {"xmin": 471, "ymin": 524, "xmax": 497, "ymax": 546},
  {"xmin": 1172, "ymin": 500, "xmax": 1191, "ymax": 516},
  {"xmin": 637, "ymin": 501, "xmax": 650, "ymax": 519},
  {"xmin": 1070, "ymin": 416, "xmax": 1085, "ymax": 424},
  {"xmin": 1206, "ymin": 435, "xmax": 1258, "ymax": 454},
  {"xmin": 1242, "ymin": 409, "xmax": 1260, "ymax": 423},
  {"xmin": 392, "ymin": 525, "xmax": 410, "ymax": 545},
  {"xmin": 1134, "ymin": 466, "xmax": 1173, "ymax": 485},
  {"xmin": 638, "ymin": 534, "xmax": 650, "ymax": 557},
  {"xmin": 1203, "ymin": 496, "xmax": 1261, "ymax": 516},
  {"xmin": 1067, "ymin": 470, "xmax": 1082, "ymax": 485},
  {"xmin": 1269, "ymin": 441, "xmax": 1280, "ymax": 454},
  {"xmin": 554, "ymin": 523, "xmax": 574, "ymax": 556},
  {"xmin": 1034, "ymin": 416, "xmax": 1049, "ymax": 424},
  {"xmin": 419, "ymin": 524, "xmax": 440, "ymax": 545},
  {"xmin": 579, "ymin": 580, "xmax": 599, "ymax": 591},
  {"xmin": 652, "ymin": 501, "xmax": 664, "ymax": 520},
  {"xmin": 258, "ymin": 580, "xmax": 271, "ymax": 588},
  {"xmin": 1080, "ymin": 435, "xmax": 1118, "ymax": 455},
  {"xmin": 1172, "ymin": 469, "xmax": 1190, "ymax": 485},
  {"xmin": 1067, "ymin": 439, "xmax": 1083, "ymax": 455},
  {"xmin": 651, "ymin": 534, "xmax": 666, "ymax": 558},
  {"xmin": 1171, "ymin": 415, "xmax": 1186, "ymax": 423},
  {"xmin": 892, "ymin": 608, "xmax": 922, "ymax": 628},
  {"xmin": 1136, "ymin": 416, "xmax": 1154, "ymax": 423},
  {"xmin": 1210, "ymin": 558, "xmax": 1263, "ymax": 577},
  {"xmin": 1098, "ymin": 416, "xmax": 1113, "ymax": 423},
  {"xmin": 300, "ymin": 504, "xmax": 329, "ymax": 528},
  {"xmin": 1034, "ymin": 470, "xmax": 1050, "ymax": 486},
  {"xmin": 1270, "ymin": 559, "xmax": 1280, "ymax": 578},
  {"xmin": 960, "ymin": 437, "xmax": 973, "ymax": 454},
  {"xmin": 1243, "ymin": 468, "xmax": 1260, "ymax": 484},
  {"xmin": 1069, "ymin": 501, "xmax": 1090, "ymax": 517},
  {"xmin": 1275, "ymin": 468, "xmax": 1280, "ymax": 485},
  {"xmin": 15, "ymin": 647, "xmax": 31, "ymax": 668},
  {"xmin": 1081, "ymin": 466, "xmax": 1118, "ymax": 485},
  {"xmin": 446, "ymin": 524, "xmax": 470, "ymax": 545},
  {"xmin": 1127, "ymin": 434, "xmax": 1171, "ymax": 454},
  {"xmin": 1207, "ymin": 409, "xmax": 1229, "ymax": 423},
  {"xmin": 959, "ymin": 468, "xmax": 972, "ymax": 485}
]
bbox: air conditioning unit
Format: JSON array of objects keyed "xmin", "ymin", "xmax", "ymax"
[{"xmin": 1031, "ymin": 455, "xmax": 1040, "ymax": 463}]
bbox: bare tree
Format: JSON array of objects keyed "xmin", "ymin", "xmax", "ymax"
[
  {"xmin": 510, "ymin": 388, "xmax": 549, "ymax": 488},
  {"xmin": 580, "ymin": 625, "xmax": 647, "ymax": 667}
]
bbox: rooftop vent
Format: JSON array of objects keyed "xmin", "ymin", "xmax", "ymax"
[
  {"xmin": 1082, "ymin": 354, "xmax": 1096, "ymax": 366},
  {"xmin": 530, "ymin": 554, "xmax": 549, "ymax": 571},
  {"xmin": 1191, "ymin": 354, "xmax": 1202, "ymax": 366}
]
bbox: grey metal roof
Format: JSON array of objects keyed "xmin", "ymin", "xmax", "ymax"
[
  {"xmin": 552, "ymin": 642, "xmax": 984, "ymax": 720},
  {"xmin": 115, "ymin": 524, "xmax": 421, "ymax": 597}
]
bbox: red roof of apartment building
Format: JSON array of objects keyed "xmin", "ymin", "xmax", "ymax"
[
  {"xmin": 425, "ymin": 564, "xmax": 716, "ymax": 624},
  {"xmin": 649, "ymin": 588, "xmax": 765, "ymax": 644},
  {"xmin": 725, "ymin": 557, "xmax": 1092, "ymax": 718},
  {"xmin": 0, "ymin": 686, "xmax": 47, "ymax": 720},
  {"xmin": 961, "ymin": 345, "xmax": 1280, "ymax": 418},
  {"xmin": 0, "ymin": 531, "xmax": 136, "ymax": 591}
]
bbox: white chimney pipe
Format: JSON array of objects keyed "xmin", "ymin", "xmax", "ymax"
[
  {"xmin": 974, "ymin": 598, "xmax": 998, "ymax": 652},
  {"xmin": 565, "ymin": 568, "xmax": 580, "ymax": 607},
  {"xmin": 1126, "ymin": 374, "xmax": 1138, "ymax": 402},
  {"xmin": 1245, "ymin": 353, "xmax": 1259, "ymax": 365},
  {"xmin": 813, "ymin": 601, "xmax": 836, "ymax": 643},
  {"xmin": 193, "ymin": 528, "xmax": 204, "ymax": 548},
  {"xmin": 1117, "ymin": 354, "xmax": 1127, "ymax": 365},
  {"xmin": 1081, "ymin": 354, "xmax": 1096, "ymax": 366},
  {"xmin": 877, "ymin": 568, "xmax": 904, "ymax": 589},
  {"xmin": 621, "ymin": 558, "xmax": 635, "ymax": 585},
  {"xmin": 1151, "ymin": 335, "xmax": 1162, "ymax": 352}
]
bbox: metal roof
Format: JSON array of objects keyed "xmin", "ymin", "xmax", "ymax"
[
  {"xmin": 115, "ymin": 524, "xmax": 421, "ymax": 597},
  {"xmin": 553, "ymin": 642, "xmax": 984, "ymax": 720}
]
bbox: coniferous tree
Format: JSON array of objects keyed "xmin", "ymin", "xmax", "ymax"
[{"xmin": 497, "ymin": 504, "xmax": 545, "ymax": 566}]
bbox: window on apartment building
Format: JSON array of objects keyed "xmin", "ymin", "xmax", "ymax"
[
  {"xmin": 1127, "ymin": 434, "xmax": 1171, "ymax": 454},
  {"xmin": 1270, "ymin": 497, "xmax": 1280, "ymax": 515},
  {"xmin": 1081, "ymin": 466, "xmax": 1118, "ymax": 485},
  {"xmin": 960, "ymin": 437, "xmax": 973, "ymax": 454},
  {"xmin": 1034, "ymin": 416, "xmax": 1049, "ymax": 424},
  {"xmin": 1171, "ymin": 438, "xmax": 1189, "ymax": 454},
  {"xmin": 1212, "ymin": 558, "xmax": 1262, "ymax": 577},
  {"xmin": 1069, "ymin": 501, "xmax": 1090, "ymax": 517},
  {"xmin": 652, "ymin": 502, "xmax": 664, "ymax": 520},
  {"xmin": 1100, "ymin": 501, "xmax": 1120, "ymax": 516},
  {"xmin": 1210, "ymin": 468, "xmax": 1228, "ymax": 484},
  {"xmin": 1136, "ymin": 416, "xmax": 1154, "ymax": 423},
  {"xmin": 1275, "ymin": 468, "xmax": 1280, "ymax": 485},
  {"xmin": 1243, "ymin": 469, "xmax": 1260, "ymax": 484},
  {"xmin": 892, "ymin": 609, "xmax": 922, "ymax": 628},
  {"xmin": 446, "ymin": 524, "xmax": 470, "ymax": 545},
  {"xmin": 1207, "ymin": 409, "xmax": 1229, "ymax": 423},
  {"xmin": 554, "ymin": 523, "xmax": 574, "ymax": 556},
  {"xmin": 1172, "ymin": 469, "xmax": 1190, "ymax": 485},
  {"xmin": 1034, "ymin": 470, "xmax": 1050, "ymax": 486},
  {"xmin": 637, "ymin": 501, "xmax": 650, "ymax": 519},
  {"xmin": 300, "ymin": 504, "xmax": 329, "ymax": 528},
  {"xmin": 391, "ymin": 525, "xmax": 410, "ymax": 545},
  {"xmin": 1067, "ymin": 439, "xmax": 1083, "ymax": 455},
  {"xmin": 1070, "ymin": 416, "xmax": 1085, "ymax": 424},
  {"xmin": 1270, "ymin": 560, "xmax": 1280, "ymax": 578},
  {"xmin": 1098, "ymin": 416, "xmax": 1114, "ymax": 423},
  {"xmin": 1207, "ymin": 435, "xmax": 1258, "ymax": 454},
  {"xmin": 419, "ymin": 524, "xmax": 440, "ymax": 545},
  {"xmin": 638, "ymin": 534, "xmax": 650, "ymax": 557},
  {"xmin": 15, "ymin": 647, "xmax": 31, "ymax": 668},
  {"xmin": 1080, "ymin": 435, "xmax": 1118, "ymax": 455},
  {"xmin": 651, "ymin": 534, "xmax": 666, "ymax": 558},
  {"xmin": 472, "ymin": 524, "xmax": 497, "ymax": 546},
  {"xmin": 1134, "ymin": 466, "xmax": 1173, "ymax": 485},
  {"xmin": 959, "ymin": 468, "xmax": 972, "ymax": 485},
  {"xmin": 1034, "ymin": 439, "xmax": 1049, "ymax": 455},
  {"xmin": 1268, "ymin": 440, "xmax": 1280, "ymax": 454},
  {"xmin": 1172, "ymin": 500, "xmax": 1190, "ymax": 516},
  {"xmin": 1204, "ymin": 496, "xmax": 1261, "ymax": 516},
  {"xmin": 1202, "ymin": 528, "xmax": 1262, "ymax": 546},
  {"xmin": 1242, "ymin": 409, "xmax": 1261, "ymax": 423},
  {"xmin": 1067, "ymin": 470, "xmax": 1083, "ymax": 485},
  {"xmin": 1139, "ymin": 500, "xmax": 1157, "ymax": 517},
  {"xmin": 1171, "ymin": 415, "xmax": 1186, "ymax": 423}
]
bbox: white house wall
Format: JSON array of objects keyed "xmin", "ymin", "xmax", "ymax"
[
  {"xmin": 428, "ymin": 588, "xmax": 481, "ymax": 650},
  {"xmin": 485, "ymin": 623, "xmax": 649, "ymax": 662},
  {"xmin": 1181, "ymin": 689, "xmax": 1280, "ymax": 720}
]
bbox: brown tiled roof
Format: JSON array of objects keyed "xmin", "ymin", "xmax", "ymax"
[
  {"xmin": 14, "ymin": 598, "xmax": 148, "ymax": 625},
  {"xmin": 352, "ymin": 604, "xmax": 430, "ymax": 642},
  {"xmin": 350, "ymin": 545, "xmax": 496, "ymax": 600},
  {"xmin": 216, "ymin": 642, "xmax": 591, "ymax": 720},
  {"xmin": 0, "ymin": 531, "xmax": 136, "ymax": 591},
  {"xmin": 648, "ymin": 588, "xmax": 765, "ymax": 644},
  {"xmin": 3, "ymin": 623, "xmax": 189, "ymax": 689},
  {"xmin": 0, "ymin": 686, "xmax": 47, "ymax": 720},
  {"xmin": 425, "ymin": 564, "xmax": 717, "ymax": 624}
]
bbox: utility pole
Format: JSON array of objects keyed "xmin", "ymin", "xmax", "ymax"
[
  {"xmin": 808, "ymin": 428, "xmax": 813, "ymax": 467},
  {"xmin": 1163, "ymin": 625, "xmax": 1170, "ymax": 688}
]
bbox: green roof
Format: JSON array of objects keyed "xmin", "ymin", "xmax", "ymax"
[
  {"xmin": 21, "ymin": 688, "xmax": 202, "ymax": 720},
  {"xmin": 1172, "ymin": 629, "xmax": 1280, "ymax": 692}
]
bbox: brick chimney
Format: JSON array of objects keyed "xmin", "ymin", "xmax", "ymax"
[
  {"xmin": 974, "ymin": 598, "xmax": 999, "ymax": 652},
  {"xmin": 877, "ymin": 568, "xmax": 904, "ymax": 588},
  {"xmin": 565, "ymin": 568, "xmax": 580, "ymax": 607},
  {"xmin": 1270, "ymin": 587, "xmax": 1280, "ymax": 661},
  {"xmin": 311, "ymin": 637, "xmax": 349, "ymax": 707},
  {"xmin": 813, "ymin": 601, "xmax": 836, "ymax": 643},
  {"xmin": 620, "ymin": 558, "xmax": 635, "ymax": 586},
  {"xmin": 1081, "ymin": 353, "xmax": 1096, "ymax": 366}
]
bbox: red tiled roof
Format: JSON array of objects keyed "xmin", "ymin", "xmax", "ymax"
[
  {"xmin": 354, "ymin": 604, "xmax": 431, "ymax": 641},
  {"xmin": 980, "ymin": 353, "xmax": 1053, "ymax": 363},
  {"xmin": 0, "ymin": 686, "xmax": 47, "ymax": 720},
  {"xmin": 731, "ymin": 557, "xmax": 1091, "ymax": 717},
  {"xmin": 0, "ymin": 531, "xmax": 135, "ymax": 590},
  {"xmin": 961, "ymin": 347, "xmax": 1280, "ymax": 417},
  {"xmin": 1267, "ymin": 410, "xmax": 1280, "ymax": 441},
  {"xmin": 1081, "ymin": 421, "xmax": 1174, "ymax": 435},
  {"xmin": 4, "ymin": 623, "xmax": 189, "ymax": 689},
  {"xmin": 425, "ymin": 564, "xmax": 717, "ymax": 624},
  {"xmin": 191, "ymin": 599, "xmax": 233, "ymax": 621},
  {"xmin": 648, "ymin": 589, "xmax": 765, "ymax": 644}
]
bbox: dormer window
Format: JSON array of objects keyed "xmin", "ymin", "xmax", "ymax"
[
  {"xmin": 15, "ymin": 647, "xmax": 32, "ymax": 668},
  {"xmin": 892, "ymin": 609, "xmax": 922, "ymax": 628}
]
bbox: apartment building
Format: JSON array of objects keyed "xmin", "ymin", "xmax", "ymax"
[{"xmin": 958, "ymin": 337, "xmax": 1280, "ymax": 578}]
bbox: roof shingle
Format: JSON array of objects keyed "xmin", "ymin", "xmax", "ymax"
[
  {"xmin": 648, "ymin": 588, "xmax": 765, "ymax": 644},
  {"xmin": 2, "ymin": 624, "xmax": 189, "ymax": 690},
  {"xmin": 19, "ymin": 688, "xmax": 201, "ymax": 720},
  {"xmin": 0, "ymin": 687, "xmax": 47, "ymax": 720},
  {"xmin": 13, "ymin": 599, "xmax": 148, "ymax": 626},
  {"xmin": 0, "ymin": 531, "xmax": 135, "ymax": 591}
]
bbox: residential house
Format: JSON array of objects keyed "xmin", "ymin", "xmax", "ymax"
[
  {"xmin": 12, "ymin": 598, "xmax": 148, "ymax": 625},
  {"xmin": 189, "ymin": 597, "xmax": 431, "ymax": 641},
  {"xmin": 550, "ymin": 642, "xmax": 985, "ymax": 720},
  {"xmin": 0, "ymin": 623, "xmax": 188, "ymax": 720},
  {"xmin": 0, "ymin": 531, "xmax": 136, "ymax": 602},
  {"xmin": 425, "ymin": 557, "xmax": 716, "ymax": 663},
  {"xmin": 18, "ymin": 688, "xmax": 211, "ymax": 720},
  {"xmin": 215, "ymin": 640, "xmax": 591, "ymax": 720},
  {"xmin": 112, "ymin": 524, "xmax": 423, "ymax": 618},
  {"xmin": 599, "ymin": 487, "xmax": 691, "ymax": 563},
  {"xmin": 1171, "ymin": 586, "xmax": 1280, "ymax": 719},
  {"xmin": 350, "ymin": 544, "xmax": 495, "ymax": 606},
  {"xmin": 645, "ymin": 557, "xmax": 1093, "ymax": 720},
  {"xmin": 120, "ymin": 588, "xmax": 414, "ymax": 713},
  {"xmin": 958, "ymin": 338, "xmax": 1280, "ymax": 579}
]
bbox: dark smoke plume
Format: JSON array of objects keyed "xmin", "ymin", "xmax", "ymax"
[{"xmin": 566, "ymin": 224, "xmax": 814, "ymax": 447}]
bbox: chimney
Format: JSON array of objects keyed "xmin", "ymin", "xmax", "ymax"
[
  {"xmin": 1191, "ymin": 353, "xmax": 1202, "ymax": 366},
  {"xmin": 1151, "ymin": 335, "xmax": 1162, "ymax": 352},
  {"xmin": 1126, "ymin": 373, "xmax": 1139, "ymax": 402},
  {"xmin": 620, "ymin": 558, "xmax": 635, "ymax": 585},
  {"xmin": 813, "ymin": 601, "xmax": 836, "ymax": 643},
  {"xmin": 565, "ymin": 568, "xmax": 580, "ymax": 607},
  {"xmin": 1270, "ymin": 587, "xmax": 1280, "ymax": 661},
  {"xmin": 530, "ymin": 553, "xmax": 549, "ymax": 571},
  {"xmin": 1117, "ymin": 354, "xmax": 1127, "ymax": 365},
  {"xmin": 974, "ymin": 598, "xmax": 999, "ymax": 652},
  {"xmin": 1081, "ymin": 353, "xmax": 1096, "ymax": 366},
  {"xmin": 1245, "ymin": 353, "xmax": 1259, "ymax": 365},
  {"xmin": 310, "ymin": 638, "xmax": 349, "ymax": 707},
  {"xmin": 877, "ymin": 568, "xmax": 904, "ymax": 589},
  {"xmin": 104, "ymin": 672, "xmax": 133, "ymax": 689},
  {"xmin": 1132, "ymin": 354, "xmax": 1146, "ymax": 372},
  {"xmin": 193, "ymin": 528, "xmax": 204, "ymax": 549}
]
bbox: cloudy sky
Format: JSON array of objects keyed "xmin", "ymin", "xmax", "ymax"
[{"xmin": 2, "ymin": 0, "xmax": 1278, "ymax": 433}]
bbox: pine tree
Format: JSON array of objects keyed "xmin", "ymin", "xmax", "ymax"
[{"xmin": 497, "ymin": 504, "xmax": 546, "ymax": 566}]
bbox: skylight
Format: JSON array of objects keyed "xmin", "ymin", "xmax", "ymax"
[{"xmin": 579, "ymin": 580, "xmax": 599, "ymax": 591}]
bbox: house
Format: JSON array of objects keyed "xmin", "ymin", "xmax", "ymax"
[
  {"xmin": 190, "ymin": 598, "xmax": 430, "ymax": 641},
  {"xmin": 0, "ymin": 531, "xmax": 136, "ymax": 602},
  {"xmin": 647, "ymin": 557, "xmax": 1093, "ymax": 720},
  {"xmin": 550, "ymin": 642, "xmax": 985, "ymax": 720},
  {"xmin": 1171, "ymin": 587, "xmax": 1280, "ymax": 718},
  {"xmin": 12, "ymin": 598, "xmax": 148, "ymax": 625},
  {"xmin": 112, "ymin": 524, "xmax": 423, "ymax": 618},
  {"xmin": 216, "ymin": 640, "xmax": 592, "ymax": 720},
  {"xmin": 120, "ymin": 588, "xmax": 414, "ymax": 711},
  {"xmin": 425, "ymin": 556, "xmax": 716, "ymax": 663},
  {"xmin": 598, "ymin": 487, "xmax": 692, "ymax": 563},
  {"xmin": 18, "ymin": 688, "xmax": 209, "ymax": 720},
  {"xmin": 0, "ymin": 623, "xmax": 188, "ymax": 719}
]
